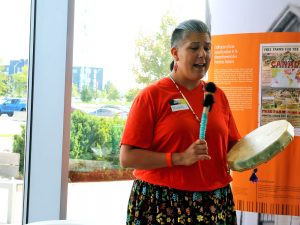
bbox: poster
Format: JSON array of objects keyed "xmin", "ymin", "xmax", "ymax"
[
  {"xmin": 260, "ymin": 44, "xmax": 300, "ymax": 136},
  {"xmin": 209, "ymin": 32, "xmax": 300, "ymax": 216}
]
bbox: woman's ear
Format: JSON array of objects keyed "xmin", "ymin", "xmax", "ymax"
[{"xmin": 171, "ymin": 47, "xmax": 179, "ymax": 61}]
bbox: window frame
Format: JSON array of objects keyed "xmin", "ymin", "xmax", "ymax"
[{"xmin": 23, "ymin": 0, "xmax": 74, "ymax": 223}]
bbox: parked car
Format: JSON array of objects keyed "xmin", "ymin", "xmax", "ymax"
[
  {"xmin": 89, "ymin": 107, "xmax": 128, "ymax": 118},
  {"xmin": 99, "ymin": 104, "xmax": 130, "ymax": 113},
  {"xmin": 0, "ymin": 98, "xmax": 27, "ymax": 117}
]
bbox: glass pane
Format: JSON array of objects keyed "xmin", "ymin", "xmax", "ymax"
[
  {"xmin": 67, "ymin": 0, "xmax": 206, "ymax": 224},
  {"xmin": 0, "ymin": 1, "xmax": 31, "ymax": 224}
]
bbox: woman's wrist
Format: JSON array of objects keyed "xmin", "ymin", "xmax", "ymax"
[{"xmin": 171, "ymin": 153, "xmax": 183, "ymax": 166}]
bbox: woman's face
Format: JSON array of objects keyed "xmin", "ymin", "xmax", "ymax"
[{"xmin": 172, "ymin": 32, "xmax": 211, "ymax": 82}]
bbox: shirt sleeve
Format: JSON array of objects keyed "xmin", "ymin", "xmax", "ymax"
[{"xmin": 120, "ymin": 88, "xmax": 156, "ymax": 149}]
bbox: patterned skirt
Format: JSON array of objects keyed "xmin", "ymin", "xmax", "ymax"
[{"xmin": 126, "ymin": 179, "xmax": 237, "ymax": 225}]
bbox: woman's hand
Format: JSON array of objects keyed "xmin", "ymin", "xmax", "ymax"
[
  {"xmin": 120, "ymin": 139, "xmax": 211, "ymax": 169},
  {"xmin": 173, "ymin": 139, "xmax": 211, "ymax": 166}
]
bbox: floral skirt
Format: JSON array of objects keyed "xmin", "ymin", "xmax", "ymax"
[{"xmin": 126, "ymin": 179, "xmax": 237, "ymax": 225}]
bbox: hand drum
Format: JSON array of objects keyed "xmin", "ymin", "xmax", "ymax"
[{"xmin": 227, "ymin": 120, "xmax": 294, "ymax": 172}]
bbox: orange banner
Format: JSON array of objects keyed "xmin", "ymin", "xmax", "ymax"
[{"xmin": 209, "ymin": 32, "xmax": 300, "ymax": 216}]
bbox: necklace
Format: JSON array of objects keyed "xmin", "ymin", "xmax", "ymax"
[{"xmin": 168, "ymin": 74, "xmax": 203, "ymax": 122}]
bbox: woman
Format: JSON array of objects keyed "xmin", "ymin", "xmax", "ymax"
[{"xmin": 120, "ymin": 19, "xmax": 240, "ymax": 225}]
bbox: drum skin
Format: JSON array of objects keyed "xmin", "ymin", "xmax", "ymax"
[{"xmin": 227, "ymin": 120, "xmax": 294, "ymax": 172}]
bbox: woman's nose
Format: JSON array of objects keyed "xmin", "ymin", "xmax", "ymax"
[{"xmin": 198, "ymin": 47, "xmax": 206, "ymax": 58}]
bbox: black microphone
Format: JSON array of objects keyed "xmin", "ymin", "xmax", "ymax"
[{"xmin": 199, "ymin": 82, "xmax": 216, "ymax": 139}]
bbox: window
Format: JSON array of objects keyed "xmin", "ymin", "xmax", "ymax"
[
  {"xmin": 0, "ymin": 1, "xmax": 30, "ymax": 224},
  {"xmin": 67, "ymin": 0, "xmax": 207, "ymax": 224}
]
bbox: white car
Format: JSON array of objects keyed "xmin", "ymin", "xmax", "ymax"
[{"xmin": 89, "ymin": 107, "xmax": 128, "ymax": 118}]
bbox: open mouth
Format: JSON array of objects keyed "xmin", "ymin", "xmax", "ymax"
[{"xmin": 193, "ymin": 63, "xmax": 206, "ymax": 69}]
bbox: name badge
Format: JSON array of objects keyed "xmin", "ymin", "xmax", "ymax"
[{"xmin": 169, "ymin": 98, "xmax": 189, "ymax": 112}]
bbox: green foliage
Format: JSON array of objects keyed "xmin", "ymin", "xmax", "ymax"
[
  {"xmin": 104, "ymin": 81, "xmax": 120, "ymax": 101},
  {"xmin": 125, "ymin": 88, "xmax": 140, "ymax": 102},
  {"xmin": 0, "ymin": 65, "xmax": 12, "ymax": 96},
  {"xmin": 12, "ymin": 65, "xmax": 28, "ymax": 97},
  {"xmin": 72, "ymin": 85, "xmax": 80, "ymax": 97},
  {"xmin": 12, "ymin": 110, "xmax": 126, "ymax": 175},
  {"xmin": 0, "ymin": 65, "xmax": 28, "ymax": 97},
  {"xmin": 0, "ymin": 73, "xmax": 9, "ymax": 96},
  {"xmin": 70, "ymin": 110, "xmax": 125, "ymax": 166},
  {"xmin": 13, "ymin": 125, "xmax": 26, "ymax": 176},
  {"xmin": 133, "ymin": 13, "xmax": 177, "ymax": 86},
  {"xmin": 80, "ymin": 85, "xmax": 93, "ymax": 102}
]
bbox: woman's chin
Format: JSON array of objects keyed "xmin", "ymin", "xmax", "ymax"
[{"xmin": 193, "ymin": 71, "xmax": 206, "ymax": 80}]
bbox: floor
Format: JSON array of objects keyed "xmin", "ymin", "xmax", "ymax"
[{"xmin": 0, "ymin": 180, "xmax": 133, "ymax": 225}]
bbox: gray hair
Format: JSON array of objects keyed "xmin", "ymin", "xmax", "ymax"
[{"xmin": 171, "ymin": 19, "xmax": 211, "ymax": 48}]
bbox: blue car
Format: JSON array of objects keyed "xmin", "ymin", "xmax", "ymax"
[{"xmin": 0, "ymin": 98, "xmax": 27, "ymax": 117}]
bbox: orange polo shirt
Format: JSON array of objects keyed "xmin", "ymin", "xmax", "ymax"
[{"xmin": 121, "ymin": 77, "xmax": 241, "ymax": 191}]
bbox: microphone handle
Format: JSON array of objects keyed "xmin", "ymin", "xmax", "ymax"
[{"xmin": 199, "ymin": 106, "xmax": 209, "ymax": 139}]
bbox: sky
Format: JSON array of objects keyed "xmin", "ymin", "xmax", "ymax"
[
  {"xmin": 1, "ymin": 0, "xmax": 299, "ymax": 93},
  {"xmin": 72, "ymin": 0, "xmax": 207, "ymax": 93},
  {"xmin": 0, "ymin": 0, "xmax": 31, "ymax": 61},
  {"xmin": 0, "ymin": 0, "xmax": 207, "ymax": 94}
]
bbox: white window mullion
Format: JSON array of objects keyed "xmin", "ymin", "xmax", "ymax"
[{"xmin": 23, "ymin": 0, "xmax": 74, "ymax": 223}]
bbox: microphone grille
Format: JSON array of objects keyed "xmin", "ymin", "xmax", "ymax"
[{"xmin": 205, "ymin": 82, "xmax": 216, "ymax": 93}]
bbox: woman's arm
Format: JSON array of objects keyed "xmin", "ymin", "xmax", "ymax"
[
  {"xmin": 119, "ymin": 145, "xmax": 174, "ymax": 169},
  {"xmin": 120, "ymin": 139, "xmax": 211, "ymax": 169}
]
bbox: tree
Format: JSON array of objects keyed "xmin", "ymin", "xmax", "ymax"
[
  {"xmin": 80, "ymin": 85, "xmax": 93, "ymax": 102},
  {"xmin": 0, "ymin": 64, "xmax": 9, "ymax": 96},
  {"xmin": 12, "ymin": 65, "xmax": 28, "ymax": 97},
  {"xmin": 104, "ymin": 81, "xmax": 120, "ymax": 101},
  {"xmin": 125, "ymin": 88, "xmax": 140, "ymax": 102},
  {"xmin": 72, "ymin": 85, "xmax": 80, "ymax": 97},
  {"xmin": 97, "ymin": 89, "xmax": 107, "ymax": 99},
  {"xmin": 13, "ymin": 125, "xmax": 26, "ymax": 176},
  {"xmin": 0, "ymin": 73, "xmax": 9, "ymax": 96},
  {"xmin": 133, "ymin": 13, "xmax": 177, "ymax": 86},
  {"xmin": 0, "ymin": 64, "xmax": 28, "ymax": 97}
]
